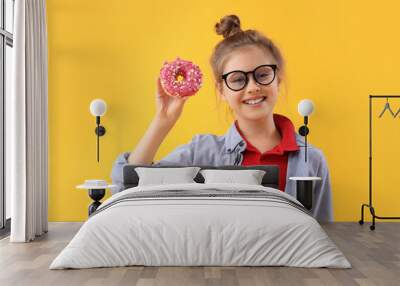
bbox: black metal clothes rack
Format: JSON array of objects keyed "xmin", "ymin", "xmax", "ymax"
[{"xmin": 359, "ymin": 95, "xmax": 400, "ymax": 230}]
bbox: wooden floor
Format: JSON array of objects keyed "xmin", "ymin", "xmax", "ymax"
[{"xmin": 0, "ymin": 222, "xmax": 399, "ymax": 286}]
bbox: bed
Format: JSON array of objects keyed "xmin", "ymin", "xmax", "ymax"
[{"xmin": 49, "ymin": 165, "xmax": 351, "ymax": 269}]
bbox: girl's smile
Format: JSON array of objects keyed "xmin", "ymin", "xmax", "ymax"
[{"xmin": 242, "ymin": 96, "xmax": 267, "ymax": 106}]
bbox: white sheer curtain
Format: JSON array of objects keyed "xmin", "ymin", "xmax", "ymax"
[{"xmin": 9, "ymin": 0, "xmax": 48, "ymax": 242}]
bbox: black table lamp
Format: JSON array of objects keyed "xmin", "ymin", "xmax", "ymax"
[
  {"xmin": 297, "ymin": 99, "xmax": 314, "ymax": 162},
  {"xmin": 290, "ymin": 99, "xmax": 321, "ymax": 210},
  {"xmin": 89, "ymin": 99, "xmax": 107, "ymax": 162}
]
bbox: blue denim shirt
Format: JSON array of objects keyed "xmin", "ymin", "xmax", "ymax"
[{"xmin": 110, "ymin": 123, "xmax": 333, "ymax": 222}]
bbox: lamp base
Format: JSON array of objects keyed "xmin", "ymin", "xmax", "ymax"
[
  {"xmin": 95, "ymin": 126, "xmax": 106, "ymax": 136},
  {"xmin": 298, "ymin": 126, "xmax": 309, "ymax": 136}
]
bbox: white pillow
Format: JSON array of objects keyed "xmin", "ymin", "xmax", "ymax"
[
  {"xmin": 200, "ymin": 169, "xmax": 266, "ymax": 185},
  {"xmin": 135, "ymin": 167, "xmax": 201, "ymax": 186}
]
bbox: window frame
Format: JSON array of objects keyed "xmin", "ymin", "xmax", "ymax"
[{"xmin": 0, "ymin": 0, "xmax": 14, "ymax": 235}]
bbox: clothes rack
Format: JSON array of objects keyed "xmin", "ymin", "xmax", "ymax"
[{"xmin": 359, "ymin": 95, "xmax": 400, "ymax": 230}]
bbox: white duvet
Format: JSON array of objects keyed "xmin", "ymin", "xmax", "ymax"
[{"xmin": 50, "ymin": 183, "xmax": 351, "ymax": 269}]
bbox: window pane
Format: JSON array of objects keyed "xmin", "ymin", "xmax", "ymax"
[
  {"xmin": 0, "ymin": 37, "xmax": 3, "ymax": 228},
  {"xmin": 5, "ymin": 44, "xmax": 13, "ymax": 220},
  {"xmin": 6, "ymin": 0, "xmax": 14, "ymax": 33},
  {"xmin": 0, "ymin": 0, "xmax": 2, "ymax": 29}
]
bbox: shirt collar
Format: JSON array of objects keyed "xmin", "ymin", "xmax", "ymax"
[
  {"xmin": 223, "ymin": 113, "xmax": 300, "ymax": 153},
  {"xmin": 223, "ymin": 123, "xmax": 246, "ymax": 153}
]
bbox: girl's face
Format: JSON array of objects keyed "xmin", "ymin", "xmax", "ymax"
[{"xmin": 218, "ymin": 45, "xmax": 280, "ymax": 122}]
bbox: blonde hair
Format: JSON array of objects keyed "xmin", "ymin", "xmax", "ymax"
[{"xmin": 209, "ymin": 15, "xmax": 287, "ymax": 121}]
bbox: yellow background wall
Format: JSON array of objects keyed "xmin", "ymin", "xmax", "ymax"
[{"xmin": 47, "ymin": 0, "xmax": 400, "ymax": 221}]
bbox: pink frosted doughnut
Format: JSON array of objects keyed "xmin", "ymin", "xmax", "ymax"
[{"xmin": 160, "ymin": 57, "xmax": 203, "ymax": 97}]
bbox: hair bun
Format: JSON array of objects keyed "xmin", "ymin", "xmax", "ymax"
[{"xmin": 215, "ymin": 15, "xmax": 242, "ymax": 39}]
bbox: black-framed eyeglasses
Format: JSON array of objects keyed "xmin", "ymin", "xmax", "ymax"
[{"xmin": 221, "ymin": 64, "xmax": 278, "ymax": 91}]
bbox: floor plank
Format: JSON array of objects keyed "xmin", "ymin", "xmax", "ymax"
[{"xmin": 0, "ymin": 222, "xmax": 399, "ymax": 286}]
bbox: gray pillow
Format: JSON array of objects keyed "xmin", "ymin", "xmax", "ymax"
[
  {"xmin": 135, "ymin": 167, "xmax": 201, "ymax": 186},
  {"xmin": 200, "ymin": 169, "xmax": 266, "ymax": 185}
]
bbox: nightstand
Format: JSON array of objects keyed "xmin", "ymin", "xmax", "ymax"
[
  {"xmin": 289, "ymin": 177, "xmax": 321, "ymax": 210},
  {"xmin": 76, "ymin": 180, "xmax": 116, "ymax": 216}
]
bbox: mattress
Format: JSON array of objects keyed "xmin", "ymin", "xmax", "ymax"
[{"xmin": 50, "ymin": 183, "xmax": 351, "ymax": 269}]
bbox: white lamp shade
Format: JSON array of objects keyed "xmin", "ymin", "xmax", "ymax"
[
  {"xmin": 90, "ymin": 99, "xmax": 107, "ymax": 116},
  {"xmin": 298, "ymin": 99, "xmax": 314, "ymax": 116}
]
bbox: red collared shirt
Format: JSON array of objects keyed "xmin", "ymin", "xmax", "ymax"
[{"xmin": 235, "ymin": 114, "xmax": 300, "ymax": 192}]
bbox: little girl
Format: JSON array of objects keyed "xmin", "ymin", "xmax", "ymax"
[{"xmin": 111, "ymin": 15, "xmax": 333, "ymax": 222}]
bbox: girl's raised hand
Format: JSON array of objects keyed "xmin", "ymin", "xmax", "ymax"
[{"xmin": 155, "ymin": 77, "xmax": 189, "ymax": 124}]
